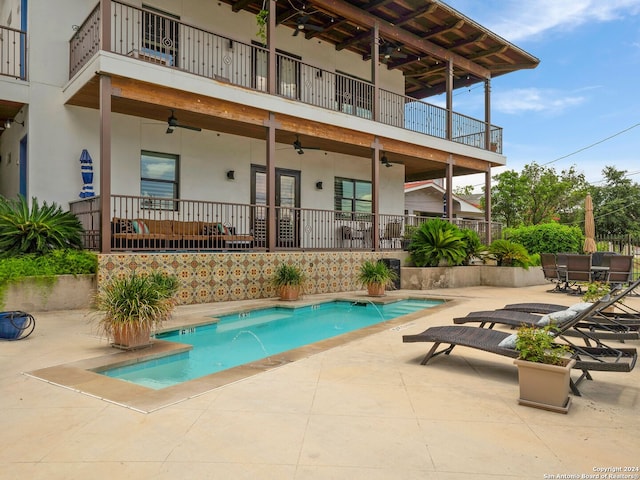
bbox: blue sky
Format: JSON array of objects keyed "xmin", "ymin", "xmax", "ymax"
[{"xmin": 437, "ymin": 0, "xmax": 640, "ymax": 190}]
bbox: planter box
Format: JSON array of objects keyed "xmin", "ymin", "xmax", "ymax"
[
  {"xmin": 401, "ymin": 266, "xmax": 545, "ymax": 290},
  {"xmin": 2, "ymin": 274, "xmax": 96, "ymax": 311},
  {"xmin": 514, "ymin": 358, "xmax": 576, "ymax": 414}
]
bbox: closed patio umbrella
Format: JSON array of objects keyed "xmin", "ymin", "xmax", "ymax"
[{"xmin": 583, "ymin": 193, "xmax": 597, "ymax": 253}]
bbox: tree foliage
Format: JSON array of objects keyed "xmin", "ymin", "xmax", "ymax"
[
  {"xmin": 490, "ymin": 163, "xmax": 589, "ymax": 227},
  {"xmin": 590, "ymin": 166, "xmax": 640, "ymax": 236}
]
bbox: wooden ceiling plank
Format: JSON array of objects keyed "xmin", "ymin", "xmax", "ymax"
[
  {"xmin": 392, "ymin": 4, "xmax": 437, "ymax": 28},
  {"xmin": 309, "ymin": 0, "xmax": 490, "ymax": 78},
  {"xmin": 423, "ymin": 19, "xmax": 464, "ymax": 39}
]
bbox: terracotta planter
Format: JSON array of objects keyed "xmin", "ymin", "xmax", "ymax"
[
  {"xmin": 112, "ymin": 324, "xmax": 152, "ymax": 350},
  {"xmin": 514, "ymin": 358, "xmax": 576, "ymax": 414},
  {"xmin": 279, "ymin": 285, "xmax": 301, "ymax": 301},
  {"xmin": 366, "ymin": 283, "xmax": 386, "ymax": 297}
]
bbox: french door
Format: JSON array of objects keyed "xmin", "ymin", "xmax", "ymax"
[{"xmin": 251, "ymin": 166, "xmax": 301, "ymax": 248}]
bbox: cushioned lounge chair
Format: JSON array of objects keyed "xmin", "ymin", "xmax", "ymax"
[
  {"xmin": 452, "ymin": 307, "xmax": 639, "ymax": 342},
  {"xmin": 501, "ymin": 277, "xmax": 640, "ymax": 322},
  {"xmin": 402, "ymin": 299, "xmax": 638, "ymax": 395}
]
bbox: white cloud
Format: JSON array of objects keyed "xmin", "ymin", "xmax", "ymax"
[
  {"xmin": 493, "ymin": 88, "xmax": 585, "ymax": 115},
  {"xmin": 447, "ymin": 0, "xmax": 640, "ymax": 42}
]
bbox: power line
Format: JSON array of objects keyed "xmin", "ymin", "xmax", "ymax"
[
  {"xmin": 464, "ymin": 121, "xmax": 640, "ymax": 190},
  {"xmin": 540, "ymin": 122, "xmax": 640, "ymax": 166}
]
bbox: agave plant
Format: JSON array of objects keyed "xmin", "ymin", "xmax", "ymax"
[
  {"xmin": 0, "ymin": 195, "xmax": 83, "ymax": 257},
  {"xmin": 408, "ymin": 218, "xmax": 467, "ymax": 267}
]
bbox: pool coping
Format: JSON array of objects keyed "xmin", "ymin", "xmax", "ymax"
[{"xmin": 26, "ymin": 293, "xmax": 455, "ymax": 413}]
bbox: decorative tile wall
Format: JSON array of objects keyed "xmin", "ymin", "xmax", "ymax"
[{"xmin": 98, "ymin": 252, "xmax": 402, "ymax": 305}]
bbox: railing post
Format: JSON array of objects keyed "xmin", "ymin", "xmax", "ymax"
[
  {"xmin": 371, "ymin": 22, "xmax": 380, "ymax": 122},
  {"xmin": 446, "ymin": 60, "xmax": 453, "ymax": 141},
  {"xmin": 267, "ymin": 0, "xmax": 276, "ymax": 95},
  {"xmin": 485, "ymin": 168, "xmax": 492, "ymax": 245},
  {"xmin": 484, "ymin": 77, "xmax": 491, "ymax": 150},
  {"xmin": 99, "ymin": 0, "xmax": 110, "ymax": 51}
]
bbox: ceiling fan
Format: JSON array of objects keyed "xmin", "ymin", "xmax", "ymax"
[
  {"xmin": 292, "ymin": 134, "xmax": 322, "ymax": 154},
  {"xmin": 166, "ymin": 110, "xmax": 202, "ymax": 134},
  {"xmin": 380, "ymin": 43, "xmax": 407, "ymax": 62},
  {"xmin": 292, "ymin": 14, "xmax": 324, "ymax": 36}
]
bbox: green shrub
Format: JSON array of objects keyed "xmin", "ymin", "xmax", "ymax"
[
  {"xmin": 0, "ymin": 250, "xmax": 98, "ymax": 308},
  {"xmin": 408, "ymin": 218, "xmax": 467, "ymax": 267},
  {"xmin": 0, "ymin": 195, "xmax": 84, "ymax": 257},
  {"xmin": 515, "ymin": 325, "xmax": 570, "ymax": 365},
  {"xmin": 487, "ymin": 239, "xmax": 531, "ymax": 268},
  {"xmin": 503, "ymin": 223, "xmax": 583, "ymax": 255}
]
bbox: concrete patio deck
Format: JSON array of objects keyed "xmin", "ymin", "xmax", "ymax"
[{"xmin": 1, "ymin": 284, "xmax": 638, "ymax": 479}]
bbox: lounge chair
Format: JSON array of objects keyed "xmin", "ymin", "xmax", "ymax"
[
  {"xmin": 502, "ymin": 277, "xmax": 640, "ymax": 321},
  {"xmin": 402, "ymin": 299, "xmax": 638, "ymax": 395},
  {"xmin": 454, "ymin": 282, "xmax": 640, "ymax": 341},
  {"xmin": 452, "ymin": 307, "xmax": 639, "ymax": 342}
]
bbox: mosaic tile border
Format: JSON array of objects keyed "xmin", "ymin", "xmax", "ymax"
[{"xmin": 98, "ymin": 252, "xmax": 404, "ymax": 305}]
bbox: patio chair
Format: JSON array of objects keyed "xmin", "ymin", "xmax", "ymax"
[
  {"xmin": 454, "ymin": 280, "xmax": 640, "ymax": 341},
  {"xmin": 379, "ymin": 221, "xmax": 402, "ymax": 249},
  {"xmin": 564, "ymin": 254, "xmax": 593, "ymax": 294},
  {"xmin": 540, "ymin": 253, "xmax": 564, "ymax": 292},
  {"xmin": 402, "ymin": 299, "xmax": 638, "ymax": 395},
  {"xmin": 606, "ymin": 255, "xmax": 634, "ymax": 289},
  {"xmin": 339, "ymin": 225, "xmax": 364, "ymax": 248},
  {"xmin": 502, "ymin": 276, "xmax": 640, "ymax": 321}
]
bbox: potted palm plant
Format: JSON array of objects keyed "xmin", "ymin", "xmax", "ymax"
[
  {"xmin": 94, "ymin": 272, "xmax": 179, "ymax": 350},
  {"xmin": 270, "ymin": 264, "xmax": 305, "ymax": 301},
  {"xmin": 513, "ymin": 325, "xmax": 576, "ymax": 413},
  {"xmin": 357, "ymin": 260, "xmax": 398, "ymax": 296}
]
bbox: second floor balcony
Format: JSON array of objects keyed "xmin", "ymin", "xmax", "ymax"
[
  {"xmin": 67, "ymin": 1, "xmax": 523, "ymax": 154},
  {"xmin": 0, "ymin": 25, "xmax": 26, "ymax": 81}
]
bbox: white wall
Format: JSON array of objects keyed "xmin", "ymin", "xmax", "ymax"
[{"xmin": 1, "ymin": 0, "xmax": 405, "ymax": 214}]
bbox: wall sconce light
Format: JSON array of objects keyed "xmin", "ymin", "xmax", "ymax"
[
  {"xmin": 315, "ymin": 181, "xmax": 323, "ymax": 190},
  {"xmin": 2, "ymin": 118, "xmax": 24, "ymax": 130},
  {"xmin": 226, "ymin": 170, "xmax": 235, "ymax": 180}
]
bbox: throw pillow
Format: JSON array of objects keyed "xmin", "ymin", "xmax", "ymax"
[
  {"xmin": 568, "ymin": 302, "xmax": 593, "ymax": 313},
  {"xmin": 498, "ymin": 333, "xmax": 517, "ymax": 349},
  {"xmin": 114, "ymin": 218, "xmax": 133, "ymax": 234},
  {"xmin": 537, "ymin": 308, "xmax": 577, "ymax": 327},
  {"xmin": 202, "ymin": 224, "xmax": 217, "ymax": 236},
  {"xmin": 132, "ymin": 220, "xmax": 149, "ymax": 234}
]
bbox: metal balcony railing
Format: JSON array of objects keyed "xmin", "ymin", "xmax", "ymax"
[
  {"xmin": 0, "ymin": 25, "xmax": 27, "ymax": 80},
  {"xmin": 69, "ymin": 1, "xmax": 502, "ymax": 153},
  {"xmin": 70, "ymin": 195, "xmax": 500, "ymax": 252}
]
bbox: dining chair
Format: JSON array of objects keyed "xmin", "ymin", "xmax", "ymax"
[
  {"xmin": 607, "ymin": 255, "xmax": 634, "ymax": 288},
  {"xmin": 564, "ymin": 254, "xmax": 593, "ymax": 294}
]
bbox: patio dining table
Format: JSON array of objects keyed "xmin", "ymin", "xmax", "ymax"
[{"xmin": 556, "ymin": 264, "xmax": 610, "ymax": 285}]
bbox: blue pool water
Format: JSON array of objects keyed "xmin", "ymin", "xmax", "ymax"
[{"xmin": 101, "ymin": 299, "xmax": 441, "ymax": 389}]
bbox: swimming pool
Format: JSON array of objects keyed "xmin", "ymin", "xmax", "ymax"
[{"xmin": 101, "ymin": 299, "xmax": 441, "ymax": 389}]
